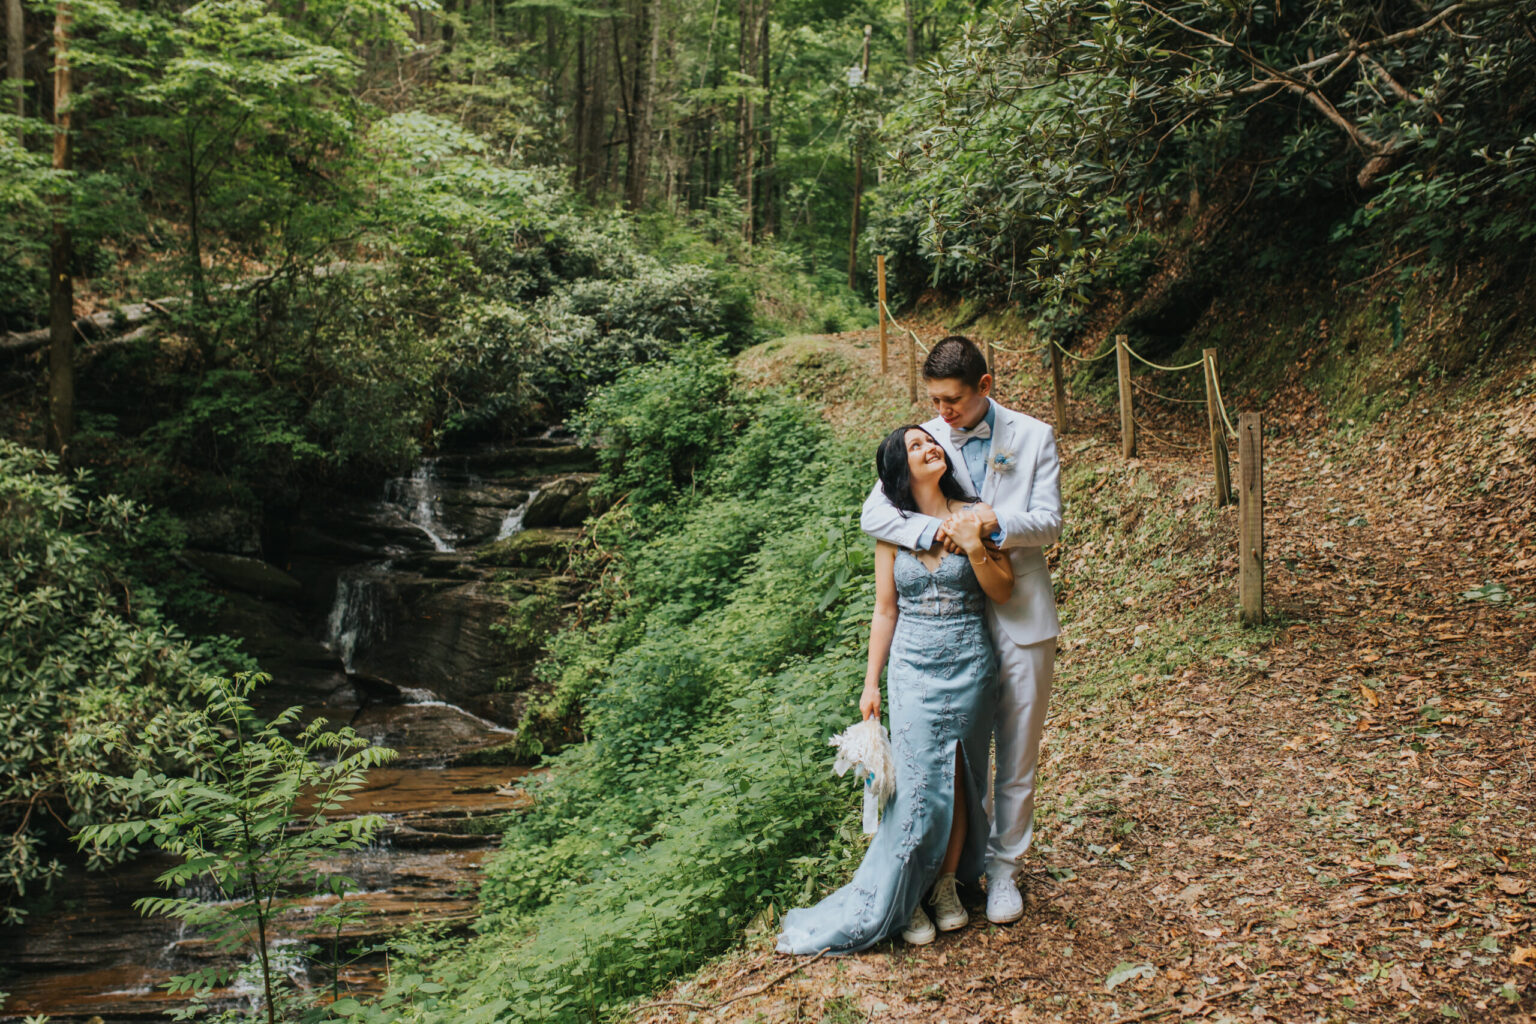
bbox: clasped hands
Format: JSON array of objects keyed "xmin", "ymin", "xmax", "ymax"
[{"xmin": 933, "ymin": 503, "xmax": 1000, "ymax": 556}]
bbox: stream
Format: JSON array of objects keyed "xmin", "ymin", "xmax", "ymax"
[{"xmin": 0, "ymin": 438, "xmax": 596, "ymax": 1022}]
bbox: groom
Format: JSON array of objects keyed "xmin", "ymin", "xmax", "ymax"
[{"xmin": 861, "ymin": 335, "xmax": 1061, "ymax": 924}]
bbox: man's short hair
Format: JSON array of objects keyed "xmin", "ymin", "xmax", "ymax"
[{"xmin": 923, "ymin": 335, "xmax": 989, "ymax": 388}]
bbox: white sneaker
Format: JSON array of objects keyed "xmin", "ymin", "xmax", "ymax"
[
  {"xmin": 902, "ymin": 903, "xmax": 936, "ymax": 945},
  {"xmin": 931, "ymin": 873, "xmax": 968, "ymax": 932},
  {"xmin": 986, "ymin": 874, "xmax": 1024, "ymax": 924}
]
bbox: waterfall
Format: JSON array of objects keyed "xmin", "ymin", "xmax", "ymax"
[
  {"xmin": 398, "ymin": 687, "xmax": 516, "ymax": 735},
  {"xmin": 382, "ymin": 460, "xmax": 454, "ymax": 552},
  {"xmin": 326, "ymin": 565, "xmax": 391, "ymax": 673},
  {"xmin": 495, "ymin": 488, "xmax": 540, "ymax": 540}
]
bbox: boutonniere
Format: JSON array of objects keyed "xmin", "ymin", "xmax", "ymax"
[{"xmin": 989, "ymin": 448, "xmax": 1017, "ymax": 475}]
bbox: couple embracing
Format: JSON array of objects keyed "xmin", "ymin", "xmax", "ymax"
[{"xmin": 778, "ymin": 335, "xmax": 1060, "ymax": 954}]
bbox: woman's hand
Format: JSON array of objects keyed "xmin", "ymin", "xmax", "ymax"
[
  {"xmin": 860, "ymin": 681, "xmax": 881, "ymax": 721},
  {"xmin": 944, "ymin": 508, "xmax": 987, "ymax": 554}
]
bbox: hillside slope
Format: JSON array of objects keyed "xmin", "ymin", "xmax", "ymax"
[{"xmin": 627, "ymin": 318, "xmax": 1536, "ymax": 1024}]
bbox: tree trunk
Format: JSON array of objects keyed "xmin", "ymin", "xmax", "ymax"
[
  {"xmin": 611, "ymin": 10, "xmax": 633, "ymax": 202},
  {"xmin": 624, "ymin": 0, "xmax": 657, "ymax": 209},
  {"xmin": 6, "ymin": 0, "xmax": 22, "ymax": 126},
  {"xmin": 735, "ymin": 0, "xmax": 756, "ymax": 241},
  {"xmin": 573, "ymin": 21, "xmax": 587, "ymax": 190},
  {"xmin": 757, "ymin": 1, "xmax": 774, "ymax": 236},
  {"xmin": 185, "ymin": 125, "xmax": 208, "ymax": 311},
  {"xmin": 903, "ymin": 0, "xmax": 916, "ymax": 63},
  {"xmin": 544, "ymin": 8, "xmax": 558, "ymax": 114},
  {"xmin": 47, "ymin": 0, "xmax": 73, "ymax": 455},
  {"xmin": 846, "ymin": 25, "xmax": 869, "ymax": 288}
]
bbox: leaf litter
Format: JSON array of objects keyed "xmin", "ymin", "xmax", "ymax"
[{"xmin": 628, "ymin": 323, "xmax": 1536, "ymax": 1024}]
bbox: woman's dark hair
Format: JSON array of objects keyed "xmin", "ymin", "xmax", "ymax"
[{"xmin": 876, "ymin": 425, "xmax": 977, "ymax": 517}]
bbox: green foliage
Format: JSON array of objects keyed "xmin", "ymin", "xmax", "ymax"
[
  {"xmin": 353, "ymin": 360, "xmax": 881, "ymax": 1024},
  {"xmin": 874, "ymin": 0, "xmax": 1536, "ymax": 323},
  {"xmin": 0, "ymin": 439, "xmax": 227, "ymax": 922},
  {"xmin": 75, "ymin": 672, "xmax": 395, "ymax": 1024},
  {"xmin": 573, "ymin": 346, "xmax": 737, "ymax": 511}
]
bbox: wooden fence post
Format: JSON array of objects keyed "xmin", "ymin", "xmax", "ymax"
[
  {"xmin": 1238, "ymin": 412, "xmax": 1264, "ymax": 625},
  {"xmin": 907, "ymin": 323, "xmax": 918, "ymax": 405},
  {"xmin": 1116, "ymin": 334, "xmax": 1135, "ymax": 458},
  {"xmin": 1051, "ymin": 343, "xmax": 1068, "ymax": 433},
  {"xmin": 876, "ymin": 255, "xmax": 888, "ymax": 374},
  {"xmin": 1203, "ymin": 349, "xmax": 1232, "ymax": 506}
]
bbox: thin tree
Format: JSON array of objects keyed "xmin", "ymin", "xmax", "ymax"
[
  {"xmin": 5, "ymin": 0, "xmax": 22, "ymax": 127},
  {"xmin": 845, "ymin": 23, "xmax": 868, "ymax": 288},
  {"xmin": 625, "ymin": 0, "xmax": 658, "ymax": 209},
  {"xmin": 757, "ymin": 0, "xmax": 774, "ymax": 236},
  {"xmin": 46, "ymin": 0, "xmax": 73, "ymax": 455},
  {"xmin": 735, "ymin": 0, "xmax": 757, "ymax": 240}
]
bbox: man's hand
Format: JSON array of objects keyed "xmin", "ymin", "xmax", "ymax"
[
  {"xmin": 970, "ymin": 502, "xmax": 1001, "ymax": 538},
  {"xmin": 941, "ymin": 504, "xmax": 1001, "ymax": 552}
]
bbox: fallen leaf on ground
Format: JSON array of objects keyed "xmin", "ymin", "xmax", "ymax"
[
  {"xmin": 1495, "ymin": 876, "xmax": 1529, "ymax": 896},
  {"xmin": 1513, "ymin": 947, "xmax": 1536, "ymax": 968},
  {"xmin": 1105, "ymin": 962, "xmax": 1155, "ymax": 992}
]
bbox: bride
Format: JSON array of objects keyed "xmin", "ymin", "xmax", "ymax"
[{"xmin": 777, "ymin": 424, "xmax": 1013, "ymax": 953}]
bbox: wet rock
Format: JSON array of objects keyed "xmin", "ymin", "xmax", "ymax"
[
  {"xmin": 213, "ymin": 590, "xmax": 338, "ymax": 668},
  {"xmin": 389, "ymin": 550, "xmax": 486, "ymax": 580},
  {"xmin": 465, "ymin": 444, "xmax": 597, "ymax": 478},
  {"xmin": 288, "ymin": 523, "xmax": 401, "ymax": 560},
  {"xmin": 476, "ymin": 527, "xmax": 581, "ymax": 570},
  {"xmin": 558, "ymin": 484, "xmax": 597, "ymax": 527},
  {"xmin": 435, "ymin": 484, "xmax": 531, "ymax": 546},
  {"xmin": 180, "ymin": 504, "xmax": 262, "ymax": 555},
  {"xmin": 348, "ymin": 577, "xmax": 526, "ymax": 708},
  {"xmin": 347, "ymin": 700, "xmax": 515, "ymax": 761},
  {"xmin": 522, "ymin": 474, "xmax": 597, "ymax": 529},
  {"xmin": 182, "ymin": 551, "xmax": 303, "ymax": 601}
]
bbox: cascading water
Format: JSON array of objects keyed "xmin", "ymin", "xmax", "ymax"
[
  {"xmin": 3, "ymin": 440, "xmax": 570, "ymax": 1022},
  {"xmin": 382, "ymin": 460, "xmax": 456, "ymax": 552},
  {"xmin": 397, "ymin": 687, "xmax": 516, "ymax": 736},
  {"xmin": 495, "ymin": 488, "xmax": 540, "ymax": 540},
  {"xmin": 325, "ymin": 564, "xmax": 391, "ymax": 674}
]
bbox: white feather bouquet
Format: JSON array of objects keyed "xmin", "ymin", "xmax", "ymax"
[{"xmin": 829, "ymin": 717, "xmax": 895, "ymax": 834}]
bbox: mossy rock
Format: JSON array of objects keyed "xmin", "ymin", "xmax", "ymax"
[
  {"xmin": 524, "ymin": 474, "xmax": 598, "ymax": 528},
  {"xmin": 182, "ymin": 551, "xmax": 303, "ymax": 601},
  {"xmin": 477, "ymin": 527, "xmax": 582, "ymax": 569}
]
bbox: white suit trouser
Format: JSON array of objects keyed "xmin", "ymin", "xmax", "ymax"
[{"xmin": 982, "ymin": 609, "xmax": 1055, "ymax": 881}]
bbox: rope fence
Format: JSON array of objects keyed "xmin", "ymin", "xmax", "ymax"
[
  {"xmin": 878, "ymin": 299, "xmax": 928, "ymax": 356},
  {"xmin": 1132, "ymin": 414, "xmax": 1204, "ymax": 451},
  {"xmin": 1208, "ymin": 357, "xmax": 1240, "ymax": 441},
  {"xmin": 872, "ymin": 254, "xmax": 1265, "ymax": 626},
  {"xmin": 1130, "ymin": 377, "xmax": 1206, "ymax": 405},
  {"xmin": 1125, "ymin": 347, "xmax": 1207, "ymax": 373},
  {"xmin": 1049, "ymin": 337, "xmax": 1116, "ymax": 363}
]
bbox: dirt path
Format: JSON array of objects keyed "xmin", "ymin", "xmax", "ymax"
[{"xmin": 633, "ymin": 324, "xmax": 1536, "ymax": 1024}]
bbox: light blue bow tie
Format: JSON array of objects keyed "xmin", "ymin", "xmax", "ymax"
[{"xmin": 952, "ymin": 421, "xmax": 992, "ymax": 444}]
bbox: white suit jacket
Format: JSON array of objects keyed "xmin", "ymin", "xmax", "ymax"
[{"xmin": 860, "ymin": 400, "xmax": 1061, "ymax": 646}]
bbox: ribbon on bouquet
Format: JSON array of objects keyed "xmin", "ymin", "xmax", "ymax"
[{"xmin": 829, "ymin": 718, "xmax": 895, "ymax": 834}]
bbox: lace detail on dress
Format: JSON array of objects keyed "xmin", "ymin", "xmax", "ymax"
[
  {"xmin": 893, "ymin": 549, "xmax": 988, "ymax": 619},
  {"xmin": 776, "ymin": 545, "xmax": 996, "ymax": 955}
]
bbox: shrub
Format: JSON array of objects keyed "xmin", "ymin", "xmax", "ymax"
[
  {"xmin": 355, "ymin": 375, "xmax": 882, "ymax": 1024},
  {"xmin": 0, "ymin": 440, "xmax": 225, "ymax": 921}
]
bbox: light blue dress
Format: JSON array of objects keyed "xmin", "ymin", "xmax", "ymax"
[{"xmin": 777, "ymin": 549, "xmax": 997, "ymax": 954}]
